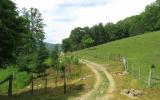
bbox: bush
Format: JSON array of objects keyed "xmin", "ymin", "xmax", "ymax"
[
  {"xmin": 14, "ymin": 72, "xmax": 32, "ymax": 89},
  {"xmin": 0, "ymin": 66, "xmax": 31, "ymax": 94}
]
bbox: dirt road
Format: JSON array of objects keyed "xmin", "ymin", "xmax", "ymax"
[{"xmin": 72, "ymin": 60, "xmax": 116, "ymax": 100}]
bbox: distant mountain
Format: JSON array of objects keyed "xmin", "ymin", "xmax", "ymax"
[{"xmin": 45, "ymin": 42, "xmax": 62, "ymax": 52}]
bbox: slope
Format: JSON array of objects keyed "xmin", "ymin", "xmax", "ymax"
[{"xmin": 73, "ymin": 31, "xmax": 160, "ymax": 87}]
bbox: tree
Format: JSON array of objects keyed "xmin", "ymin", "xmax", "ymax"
[
  {"xmin": 62, "ymin": 38, "xmax": 71, "ymax": 52},
  {"xmin": 0, "ymin": 0, "xmax": 29, "ymax": 67},
  {"xmin": 50, "ymin": 46, "xmax": 59, "ymax": 86},
  {"xmin": 35, "ymin": 43, "xmax": 49, "ymax": 75},
  {"xmin": 81, "ymin": 34, "xmax": 94, "ymax": 48},
  {"xmin": 104, "ymin": 23, "xmax": 117, "ymax": 41},
  {"xmin": 21, "ymin": 7, "xmax": 45, "ymax": 52},
  {"xmin": 59, "ymin": 55, "xmax": 71, "ymax": 94},
  {"xmin": 90, "ymin": 23, "xmax": 106, "ymax": 45}
]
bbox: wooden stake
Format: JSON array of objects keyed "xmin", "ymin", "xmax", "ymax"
[
  {"xmin": 148, "ymin": 68, "xmax": 152, "ymax": 87},
  {"xmin": 31, "ymin": 78, "xmax": 34, "ymax": 95},
  {"xmin": 131, "ymin": 65, "xmax": 133, "ymax": 75},
  {"xmin": 8, "ymin": 75, "xmax": 13, "ymax": 97},
  {"xmin": 139, "ymin": 67, "xmax": 141, "ymax": 79}
]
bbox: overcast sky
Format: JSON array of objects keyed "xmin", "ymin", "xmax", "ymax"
[{"xmin": 12, "ymin": 0, "xmax": 155, "ymax": 44}]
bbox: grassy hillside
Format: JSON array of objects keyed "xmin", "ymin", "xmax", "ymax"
[{"xmin": 73, "ymin": 31, "xmax": 160, "ymax": 87}]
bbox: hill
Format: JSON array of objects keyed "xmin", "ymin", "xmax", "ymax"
[
  {"xmin": 45, "ymin": 42, "xmax": 62, "ymax": 52},
  {"xmin": 73, "ymin": 31, "xmax": 160, "ymax": 87}
]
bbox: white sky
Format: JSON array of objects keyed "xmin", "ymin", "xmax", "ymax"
[{"xmin": 12, "ymin": 0, "xmax": 155, "ymax": 44}]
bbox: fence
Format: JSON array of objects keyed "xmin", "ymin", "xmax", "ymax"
[
  {"xmin": 0, "ymin": 75, "xmax": 13, "ymax": 97},
  {"xmin": 30, "ymin": 76, "xmax": 48, "ymax": 95},
  {"xmin": 107, "ymin": 53, "xmax": 160, "ymax": 88},
  {"xmin": 0, "ymin": 74, "xmax": 48, "ymax": 97}
]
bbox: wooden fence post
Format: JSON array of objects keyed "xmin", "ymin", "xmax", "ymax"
[
  {"xmin": 131, "ymin": 65, "xmax": 133, "ymax": 75},
  {"xmin": 63, "ymin": 67, "xmax": 67, "ymax": 94},
  {"xmin": 8, "ymin": 75, "xmax": 13, "ymax": 97},
  {"xmin": 139, "ymin": 67, "xmax": 141, "ymax": 79},
  {"xmin": 119, "ymin": 54, "xmax": 121, "ymax": 62},
  {"xmin": 126, "ymin": 58, "xmax": 128, "ymax": 71},
  {"xmin": 122, "ymin": 57, "xmax": 127, "ymax": 71},
  {"xmin": 31, "ymin": 78, "xmax": 34, "ymax": 95},
  {"xmin": 148, "ymin": 68, "xmax": 152, "ymax": 87},
  {"xmin": 108, "ymin": 54, "xmax": 110, "ymax": 63}
]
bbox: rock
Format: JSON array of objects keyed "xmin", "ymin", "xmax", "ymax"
[
  {"xmin": 123, "ymin": 71, "xmax": 129, "ymax": 75},
  {"xmin": 118, "ymin": 71, "xmax": 129, "ymax": 76},
  {"xmin": 121, "ymin": 89, "xmax": 129, "ymax": 94},
  {"xmin": 121, "ymin": 88, "xmax": 143, "ymax": 98}
]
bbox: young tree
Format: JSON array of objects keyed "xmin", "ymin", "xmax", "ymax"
[
  {"xmin": 59, "ymin": 55, "xmax": 71, "ymax": 94},
  {"xmin": 35, "ymin": 43, "xmax": 49, "ymax": 75},
  {"xmin": 50, "ymin": 46, "xmax": 59, "ymax": 86}
]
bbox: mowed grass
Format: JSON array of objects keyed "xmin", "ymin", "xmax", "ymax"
[{"xmin": 73, "ymin": 31, "xmax": 160, "ymax": 87}]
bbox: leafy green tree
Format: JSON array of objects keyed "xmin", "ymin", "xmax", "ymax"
[
  {"xmin": 0, "ymin": 0, "xmax": 29, "ymax": 67},
  {"xmin": 81, "ymin": 34, "xmax": 94, "ymax": 48},
  {"xmin": 62, "ymin": 38, "xmax": 71, "ymax": 52},
  {"xmin": 104, "ymin": 23, "xmax": 117, "ymax": 41},
  {"xmin": 59, "ymin": 55, "xmax": 71, "ymax": 94},
  {"xmin": 50, "ymin": 46, "xmax": 59, "ymax": 86},
  {"xmin": 21, "ymin": 7, "xmax": 45, "ymax": 52},
  {"xmin": 35, "ymin": 43, "xmax": 49, "ymax": 75}
]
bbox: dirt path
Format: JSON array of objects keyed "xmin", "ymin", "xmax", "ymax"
[{"xmin": 72, "ymin": 60, "xmax": 116, "ymax": 100}]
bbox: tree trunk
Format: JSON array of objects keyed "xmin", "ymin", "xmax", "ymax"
[
  {"xmin": 55, "ymin": 68, "xmax": 58, "ymax": 87},
  {"xmin": 31, "ymin": 77, "xmax": 34, "ymax": 95},
  {"xmin": 64, "ymin": 68, "xmax": 67, "ymax": 94}
]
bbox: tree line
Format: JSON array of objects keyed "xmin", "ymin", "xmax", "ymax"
[
  {"xmin": 62, "ymin": 0, "xmax": 160, "ymax": 52},
  {"xmin": 0, "ymin": 0, "xmax": 49, "ymax": 75}
]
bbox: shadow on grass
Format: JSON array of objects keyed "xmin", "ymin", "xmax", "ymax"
[{"xmin": 0, "ymin": 83, "xmax": 85, "ymax": 100}]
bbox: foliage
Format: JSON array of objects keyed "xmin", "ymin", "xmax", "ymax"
[
  {"xmin": 0, "ymin": 0, "xmax": 30, "ymax": 67},
  {"xmin": 62, "ymin": 0, "xmax": 160, "ymax": 52},
  {"xmin": 0, "ymin": 66, "xmax": 31, "ymax": 93},
  {"xmin": 20, "ymin": 7, "xmax": 45, "ymax": 53},
  {"xmin": 0, "ymin": 0, "xmax": 46, "ymax": 71},
  {"xmin": 50, "ymin": 46, "xmax": 59, "ymax": 69},
  {"xmin": 62, "ymin": 38, "xmax": 71, "ymax": 52},
  {"xmin": 35, "ymin": 43, "xmax": 49, "ymax": 74},
  {"xmin": 45, "ymin": 42, "xmax": 62, "ymax": 52},
  {"xmin": 16, "ymin": 53, "xmax": 37, "ymax": 74}
]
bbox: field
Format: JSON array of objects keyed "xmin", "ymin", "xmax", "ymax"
[{"xmin": 73, "ymin": 31, "xmax": 160, "ymax": 99}]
